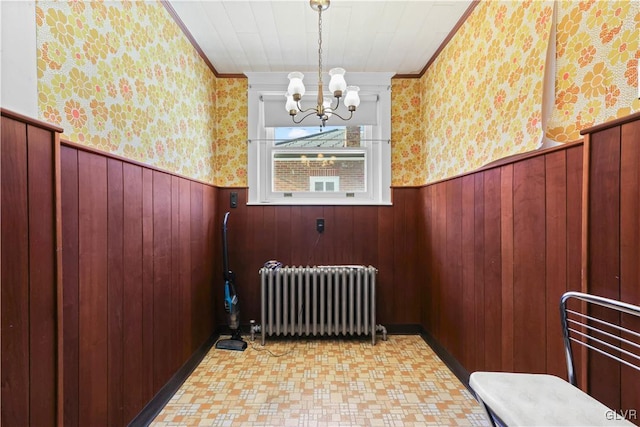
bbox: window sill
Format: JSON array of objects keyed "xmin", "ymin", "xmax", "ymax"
[{"xmin": 246, "ymin": 200, "xmax": 393, "ymax": 206}]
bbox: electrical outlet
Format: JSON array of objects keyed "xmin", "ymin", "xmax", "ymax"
[
  {"xmin": 316, "ymin": 218, "xmax": 325, "ymax": 233},
  {"xmin": 230, "ymin": 192, "xmax": 238, "ymax": 208}
]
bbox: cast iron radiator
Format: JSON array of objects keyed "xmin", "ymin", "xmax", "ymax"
[{"xmin": 255, "ymin": 265, "xmax": 386, "ymax": 345}]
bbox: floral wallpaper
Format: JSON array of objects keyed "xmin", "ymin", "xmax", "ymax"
[
  {"xmin": 547, "ymin": 1, "xmax": 639, "ymax": 142},
  {"xmin": 214, "ymin": 78, "xmax": 248, "ymax": 187},
  {"xmin": 391, "ymin": 79, "xmax": 426, "ymax": 186},
  {"xmin": 36, "ymin": 1, "xmax": 217, "ymax": 184},
  {"xmin": 408, "ymin": 0, "xmax": 639, "ymax": 185},
  {"xmin": 35, "ymin": 0, "xmax": 639, "ymax": 188},
  {"xmin": 420, "ymin": 1, "xmax": 554, "ymax": 184}
]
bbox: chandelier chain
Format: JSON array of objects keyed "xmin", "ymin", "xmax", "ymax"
[
  {"xmin": 286, "ymin": 0, "xmax": 359, "ymax": 127},
  {"xmin": 317, "ymin": 6, "xmax": 323, "ymax": 87}
]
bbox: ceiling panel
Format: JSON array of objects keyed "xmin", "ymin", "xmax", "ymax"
[
  {"xmin": 222, "ymin": 2, "xmax": 257, "ymax": 34},
  {"xmin": 168, "ymin": 0, "xmax": 474, "ymax": 76}
]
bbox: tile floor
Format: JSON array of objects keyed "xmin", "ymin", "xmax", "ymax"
[{"xmin": 151, "ymin": 335, "xmax": 490, "ymax": 426}]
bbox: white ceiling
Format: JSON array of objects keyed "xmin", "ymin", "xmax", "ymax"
[{"xmin": 168, "ymin": 0, "xmax": 474, "ymax": 76}]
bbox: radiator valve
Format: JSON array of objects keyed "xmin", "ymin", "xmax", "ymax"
[{"xmin": 249, "ymin": 319, "xmax": 260, "ymax": 341}]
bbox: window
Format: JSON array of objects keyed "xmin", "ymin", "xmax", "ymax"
[
  {"xmin": 310, "ymin": 176, "xmax": 339, "ymax": 192},
  {"xmin": 246, "ymin": 72, "xmax": 393, "ymax": 205},
  {"xmin": 270, "ymin": 126, "xmax": 366, "ymax": 196}
]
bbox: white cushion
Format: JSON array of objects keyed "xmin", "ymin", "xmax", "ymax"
[{"xmin": 469, "ymin": 372, "xmax": 633, "ymax": 426}]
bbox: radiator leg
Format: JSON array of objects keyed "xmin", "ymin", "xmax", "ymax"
[
  {"xmin": 261, "ymin": 270, "xmax": 266, "ymax": 345},
  {"xmin": 371, "ymin": 267, "xmax": 376, "ymax": 345},
  {"xmin": 376, "ymin": 324, "xmax": 388, "ymax": 342},
  {"xmin": 268, "ymin": 273, "xmax": 274, "ymax": 336},
  {"xmin": 349, "ymin": 271, "xmax": 355, "ymax": 335},
  {"xmin": 320, "ymin": 273, "xmax": 325, "ymax": 336},
  {"xmin": 341, "ymin": 269, "xmax": 347, "ymax": 335}
]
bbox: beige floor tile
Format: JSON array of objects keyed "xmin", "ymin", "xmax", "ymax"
[{"xmin": 151, "ymin": 335, "xmax": 490, "ymax": 426}]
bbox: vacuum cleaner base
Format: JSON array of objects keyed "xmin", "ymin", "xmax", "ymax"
[{"xmin": 215, "ymin": 338, "xmax": 247, "ymax": 351}]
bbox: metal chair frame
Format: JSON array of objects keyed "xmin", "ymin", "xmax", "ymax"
[
  {"xmin": 560, "ymin": 291, "xmax": 640, "ymax": 387},
  {"xmin": 470, "ymin": 291, "xmax": 640, "ymax": 427}
]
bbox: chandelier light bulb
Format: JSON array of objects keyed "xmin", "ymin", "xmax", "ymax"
[
  {"xmin": 285, "ymin": 94, "xmax": 299, "ymax": 115},
  {"xmin": 344, "ymin": 86, "xmax": 360, "ymax": 111},
  {"xmin": 287, "ymin": 72, "xmax": 305, "ymax": 101},
  {"xmin": 328, "ymin": 68, "xmax": 347, "ymax": 97},
  {"xmin": 323, "ymin": 99, "xmax": 333, "ymax": 119}
]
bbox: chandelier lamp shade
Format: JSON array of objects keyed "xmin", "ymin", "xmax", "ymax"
[{"xmin": 285, "ymin": 0, "xmax": 360, "ymax": 127}]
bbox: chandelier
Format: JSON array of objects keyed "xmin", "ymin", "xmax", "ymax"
[{"xmin": 285, "ymin": 0, "xmax": 360, "ymax": 128}]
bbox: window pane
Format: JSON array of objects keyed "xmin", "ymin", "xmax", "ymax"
[
  {"xmin": 273, "ymin": 152, "xmax": 365, "ymax": 192},
  {"xmin": 273, "ymin": 126, "xmax": 364, "ymax": 148}
]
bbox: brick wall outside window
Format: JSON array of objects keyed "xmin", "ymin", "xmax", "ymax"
[
  {"xmin": 273, "ymin": 126, "xmax": 365, "ymax": 192},
  {"xmin": 274, "ymin": 159, "xmax": 365, "ymax": 192}
]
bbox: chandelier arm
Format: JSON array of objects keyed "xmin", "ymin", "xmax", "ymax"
[
  {"xmin": 325, "ymin": 110, "xmax": 354, "ymax": 121},
  {"xmin": 329, "ymin": 96, "xmax": 341, "ymax": 111},
  {"xmin": 291, "ymin": 110, "xmax": 321, "ymax": 124}
]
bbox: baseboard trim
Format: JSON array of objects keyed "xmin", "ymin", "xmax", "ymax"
[
  {"xmin": 128, "ymin": 331, "xmax": 220, "ymax": 426},
  {"xmin": 418, "ymin": 328, "xmax": 472, "ymax": 393},
  {"xmin": 384, "ymin": 323, "xmax": 424, "ymax": 335}
]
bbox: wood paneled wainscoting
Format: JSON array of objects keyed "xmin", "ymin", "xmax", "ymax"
[
  {"xmin": 1, "ymin": 109, "xmax": 63, "ymax": 427},
  {"xmin": 4, "ymin": 108, "xmax": 639, "ymax": 425},
  {"xmin": 419, "ymin": 112, "xmax": 640, "ymax": 420},
  {"xmin": 1, "ymin": 107, "xmax": 220, "ymax": 426},
  {"xmin": 60, "ymin": 142, "xmax": 219, "ymax": 426},
  {"xmin": 418, "ymin": 142, "xmax": 586, "ymax": 382}
]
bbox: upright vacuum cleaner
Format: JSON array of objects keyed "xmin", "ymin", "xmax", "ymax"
[{"xmin": 215, "ymin": 212, "xmax": 247, "ymax": 351}]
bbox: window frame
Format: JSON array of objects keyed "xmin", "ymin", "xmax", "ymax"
[{"xmin": 246, "ymin": 72, "xmax": 393, "ymax": 206}]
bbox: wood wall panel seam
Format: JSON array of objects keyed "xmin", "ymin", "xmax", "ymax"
[
  {"xmin": 54, "ymin": 133, "xmax": 64, "ymax": 427},
  {"xmin": 500, "ymin": 165, "xmax": 514, "ymax": 372},
  {"xmin": 581, "ymin": 133, "xmax": 590, "ymax": 296},
  {"xmin": 579, "ymin": 134, "xmax": 591, "ymax": 393}
]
